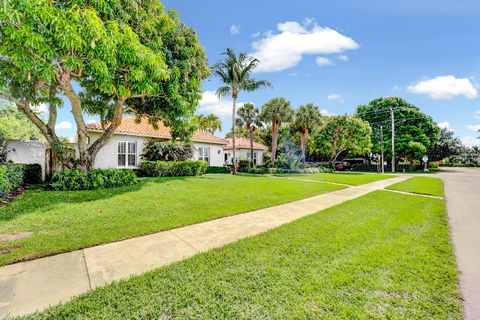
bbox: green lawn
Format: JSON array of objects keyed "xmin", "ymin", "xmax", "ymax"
[
  {"xmin": 387, "ymin": 177, "xmax": 444, "ymax": 197},
  {"xmin": 275, "ymin": 172, "xmax": 395, "ymax": 185},
  {"xmin": 24, "ymin": 191, "xmax": 462, "ymax": 319},
  {"xmin": 0, "ymin": 174, "xmax": 344, "ymax": 266}
]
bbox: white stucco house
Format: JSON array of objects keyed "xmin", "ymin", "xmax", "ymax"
[
  {"xmin": 86, "ymin": 116, "xmax": 228, "ymax": 168},
  {"xmin": 224, "ymin": 137, "xmax": 268, "ymax": 165}
]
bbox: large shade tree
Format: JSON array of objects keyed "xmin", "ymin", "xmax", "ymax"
[
  {"xmin": 356, "ymin": 97, "xmax": 440, "ymax": 164},
  {"xmin": 311, "ymin": 115, "xmax": 372, "ymax": 164},
  {"xmin": 0, "ymin": 0, "xmax": 209, "ymax": 170},
  {"xmin": 236, "ymin": 103, "xmax": 262, "ymax": 166},
  {"xmin": 428, "ymin": 127, "xmax": 462, "ymax": 161},
  {"xmin": 291, "ymin": 103, "xmax": 322, "ymax": 164},
  {"xmin": 260, "ymin": 97, "xmax": 293, "ymax": 163},
  {"xmin": 212, "ymin": 48, "xmax": 271, "ymax": 171}
]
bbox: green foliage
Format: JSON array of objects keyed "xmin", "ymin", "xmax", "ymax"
[
  {"xmin": 140, "ymin": 160, "xmax": 207, "ymax": 177},
  {"xmin": 0, "ymin": 164, "xmax": 25, "ymax": 197},
  {"xmin": 0, "ymin": 0, "xmax": 209, "ymax": 166},
  {"xmin": 23, "ymin": 163, "xmax": 43, "ymax": 184},
  {"xmin": 0, "ymin": 103, "xmax": 44, "ymax": 141},
  {"xmin": 195, "ymin": 114, "xmax": 222, "ymax": 134},
  {"xmin": 291, "ymin": 103, "xmax": 322, "ymax": 134},
  {"xmin": 206, "ymin": 166, "xmax": 230, "ymax": 174},
  {"xmin": 260, "ymin": 97, "xmax": 294, "ymax": 126},
  {"xmin": 428, "ymin": 128, "xmax": 462, "ymax": 161},
  {"xmin": 428, "ymin": 162, "xmax": 440, "ymax": 169},
  {"xmin": 356, "ymin": 97, "xmax": 440, "ymax": 162},
  {"xmin": 272, "ymin": 166, "xmax": 334, "ymax": 174},
  {"xmin": 51, "ymin": 169, "xmax": 137, "ymax": 191},
  {"xmin": 311, "ymin": 115, "xmax": 372, "ymax": 162},
  {"xmin": 141, "ymin": 141, "xmax": 193, "ymax": 162}
]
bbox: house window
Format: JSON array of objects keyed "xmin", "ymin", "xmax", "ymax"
[
  {"xmin": 198, "ymin": 147, "xmax": 210, "ymax": 164},
  {"xmin": 247, "ymin": 151, "xmax": 258, "ymax": 165},
  {"xmin": 118, "ymin": 141, "xmax": 137, "ymax": 167}
]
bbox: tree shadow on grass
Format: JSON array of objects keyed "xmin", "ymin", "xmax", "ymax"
[{"xmin": 0, "ymin": 176, "xmax": 187, "ymax": 222}]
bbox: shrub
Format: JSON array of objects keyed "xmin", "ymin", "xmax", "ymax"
[
  {"xmin": 206, "ymin": 166, "xmax": 230, "ymax": 174},
  {"xmin": 272, "ymin": 166, "xmax": 334, "ymax": 174},
  {"xmin": 140, "ymin": 160, "xmax": 208, "ymax": 177},
  {"xmin": 428, "ymin": 162, "xmax": 440, "ymax": 169},
  {"xmin": 238, "ymin": 165, "xmax": 269, "ymax": 174},
  {"xmin": 238, "ymin": 159, "xmax": 251, "ymax": 170},
  {"xmin": 0, "ymin": 164, "xmax": 26, "ymax": 197},
  {"xmin": 51, "ymin": 168, "xmax": 137, "ymax": 191},
  {"xmin": 142, "ymin": 141, "xmax": 193, "ymax": 162},
  {"xmin": 351, "ymin": 164, "xmax": 378, "ymax": 172}
]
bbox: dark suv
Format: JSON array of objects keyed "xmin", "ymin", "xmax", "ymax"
[{"xmin": 334, "ymin": 161, "xmax": 351, "ymax": 171}]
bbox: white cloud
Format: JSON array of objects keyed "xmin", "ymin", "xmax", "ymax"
[
  {"xmin": 462, "ymin": 136, "xmax": 480, "ymax": 147},
  {"xmin": 55, "ymin": 121, "xmax": 72, "ymax": 130},
  {"xmin": 32, "ymin": 103, "xmax": 48, "ymax": 114},
  {"xmin": 250, "ymin": 20, "xmax": 359, "ymax": 72},
  {"xmin": 437, "ymin": 122, "xmax": 450, "ymax": 129},
  {"xmin": 315, "ymin": 57, "xmax": 333, "ymax": 66},
  {"xmin": 474, "ymin": 110, "xmax": 480, "ymax": 119},
  {"xmin": 198, "ymin": 91, "xmax": 244, "ymax": 119},
  {"xmin": 466, "ymin": 124, "xmax": 480, "ymax": 132},
  {"xmin": 230, "ymin": 25, "xmax": 240, "ymax": 35},
  {"xmin": 327, "ymin": 93, "xmax": 342, "ymax": 101},
  {"xmin": 320, "ymin": 109, "xmax": 332, "ymax": 116},
  {"xmin": 337, "ymin": 54, "xmax": 348, "ymax": 61},
  {"xmin": 407, "ymin": 75, "xmax": 478, "ymax": 100},
  {"xmin": 252, "ymin": 31, "xmax": 261, "ymax": 37}
]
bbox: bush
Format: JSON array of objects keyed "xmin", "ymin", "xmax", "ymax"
[
  {"xmin": 428, "ymin": 162, "xmax": 440, "ymax": 169},
  {"xmin": 272, "ymin": 166, "xmax": 334, "ymax": 174},
  {"xmin": 0, "ymin": 164, "xmax": 26, "ymax": 197},
  {"xmin": 140, "ymin": 160, "xmax": 208, "ymax": 177},
  {"xmin": 238, "ymin": 165, "xmax": 269, "ymax": 174},
  {"xmin": 142, "ymin": 141, "xmax": 193, "ymax": 162},
  {"xmin": 51, "ymin": 168, "xmax": 137, "ymax": 191},
  {"xmin": 206, "ymin": 166, "xmax": 230, "ymax": 174}
]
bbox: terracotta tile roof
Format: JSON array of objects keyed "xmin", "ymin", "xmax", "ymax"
[
  {"xmin": 86, "ymin": 116, "xmax": 227, "ymax": 145},
  {"xmin": 224, "ymin": 137, "xmax": 268, "ymax": 151}
]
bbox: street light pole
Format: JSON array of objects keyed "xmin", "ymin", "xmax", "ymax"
[
  {"xmin": 380, "ymin": 125, "xmax": 385, "ymax": 174},
  {"xmin": 390, "ymin": 108, "xmax": 395, "ymax": 173}
]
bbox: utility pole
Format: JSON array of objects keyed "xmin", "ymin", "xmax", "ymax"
[
  {"xmin": 390, "ymin": 108, "xmax": 395, "ymax": 173},
  {"xmin": 380, "ymin": 125, "xmax": 385, "ymax": 174}
]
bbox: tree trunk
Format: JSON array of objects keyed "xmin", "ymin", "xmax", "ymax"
[
  {"xmin": 57, "ymin": 71, "xmax": 90, "ymax": 171},
  {"xmin": 231, "ymin": 96, "xmax": 237, "ymax": 173},
  {"xmin": 300, "ymin": 130, "xmax": 307, "ymax": 166},
  {"xmin": 87, "ymin": 101, "xmax": 124, "ymax": 165},
  {"xmin": 271, "ymin": 122, "xmax": 279, "ymax": 164},
  {"xmin": 249, "ymin": 126, "xmax": 254, "ymax": 166}
]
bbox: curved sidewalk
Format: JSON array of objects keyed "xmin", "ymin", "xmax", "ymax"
[{"xmin": 0, "ymin": 176, "xmax": 408, "ymax": 319}]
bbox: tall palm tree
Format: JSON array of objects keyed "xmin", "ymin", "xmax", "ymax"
[
  {"xmin": 236, "ymin": 103, "xmax": 262, "ymax": 166},
  {"xmin": 212, "ymin": 48, "xmax": 272, "ymax": 171},
  {"xmin": 260, "ymin": 97, "xmax": 293, "ymax": 163},
  {"xmin": 292, "ymin": 103, "xmax": 323, "ymax": 164}
]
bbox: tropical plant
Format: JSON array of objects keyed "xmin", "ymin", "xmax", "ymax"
[
  {"xmin": 311, "ymin": 115, "xmax": 372, "ymax": 164},
  {"xmin": 291, "ymin": 103, "xmax": 323, "ymax": 164},
  {"xmin": 236, "ymin": 103, "xmax": 263, "ymax": 166},
  {"xmin": 0, "ymin": 1, "xmax": 209, "ymax": 170},
  {"xmin": 142, "ymin": 141, "xmax": 193, "ymax": 162},
  {"xmin": 260, "ymin": 97, "xmax": 293, "ymax": 163},
  {"xmin": 428, "ymin": 128, "xmax": 462, "ymax": 161},
  {"xmin": 195, "ymin": 114, "xmax": 222, "ymax": 134},
  {"xmin": 212, "ymin": 48, "xmax": 272, "ymax": 171}
]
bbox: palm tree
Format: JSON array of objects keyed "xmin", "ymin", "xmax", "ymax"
[
  {"xmin": 195, "ymin": 114, "xmax": 222, "ymax": 134},
  {"xmin": 260, "ymin": 97, "xmax": 293, "ymax": 163},
  {"xmin": 236, "ymin": 103, "xmax": 262, "ymax": 166},
  {"xmin": 206, "ymin": 114, "xmax": 222, "ymax": 134},
  {"xmin": 292, "ymin": 103, "xmax": 323, "ymax": 164},
  {"xmin": 212, "ymin": 48, "xmax": 272, "ymax": 171}
]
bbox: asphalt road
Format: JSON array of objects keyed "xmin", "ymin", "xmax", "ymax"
[{"xmin": 440, "ymin": 167, "xmax": 480, "ymax": 319}]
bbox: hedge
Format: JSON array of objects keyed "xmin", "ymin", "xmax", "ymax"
[
  {"xmin": 51, "ymin": 168, "xmax": 138, "ymax": 191},
  {"xmin": 140, "ymin": 160, "xmax": 208, "ymax": 177},
  {"xmin": 206, "ymin": 166, "xmax": 230, "ymax": 174},
  {"xmin": 0, "ymin": 163, "xmax": 42, "ymax": 198}
]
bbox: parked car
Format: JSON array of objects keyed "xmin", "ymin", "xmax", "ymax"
[{"xmin": 334, "ymin": 161, "xmax": 351, "ymax": 171}]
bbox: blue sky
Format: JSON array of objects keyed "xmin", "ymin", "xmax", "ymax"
[{"xmin": 53, "ymin": 1, "xmax": 480, "ymax": 146}]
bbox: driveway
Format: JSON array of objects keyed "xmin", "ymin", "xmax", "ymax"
[{"xmin": 439, "ymin": 167, "xmax": 480, "ymax": 319}]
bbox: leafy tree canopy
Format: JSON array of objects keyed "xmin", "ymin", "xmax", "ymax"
[
  {"xmin": 311, "ymin": 115, "xmax": 372, "ymax": 163},
  {"xmin": 0, "ymin": 0, "xmax": 209, "ymax": 169},
  {"xmin": 427, "ymin": 128, "xmax": 463, "ymax": 161},
  {"xmin": 0, "ymin": 102, "xmax": 44, "ymax": 141},
  {"xmin": 356, "ymin": 97, "xmax": 440, "ymax": 162}
]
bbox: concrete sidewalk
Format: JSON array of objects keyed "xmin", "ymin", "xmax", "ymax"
[{"xmin": 0, "ymin": 176, "xmax": 408, "ymax": 319}]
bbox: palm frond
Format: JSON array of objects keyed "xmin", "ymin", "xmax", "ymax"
[{"xmin": 216, "ymin": 86, "xmax": 231, "ymax": 98}]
